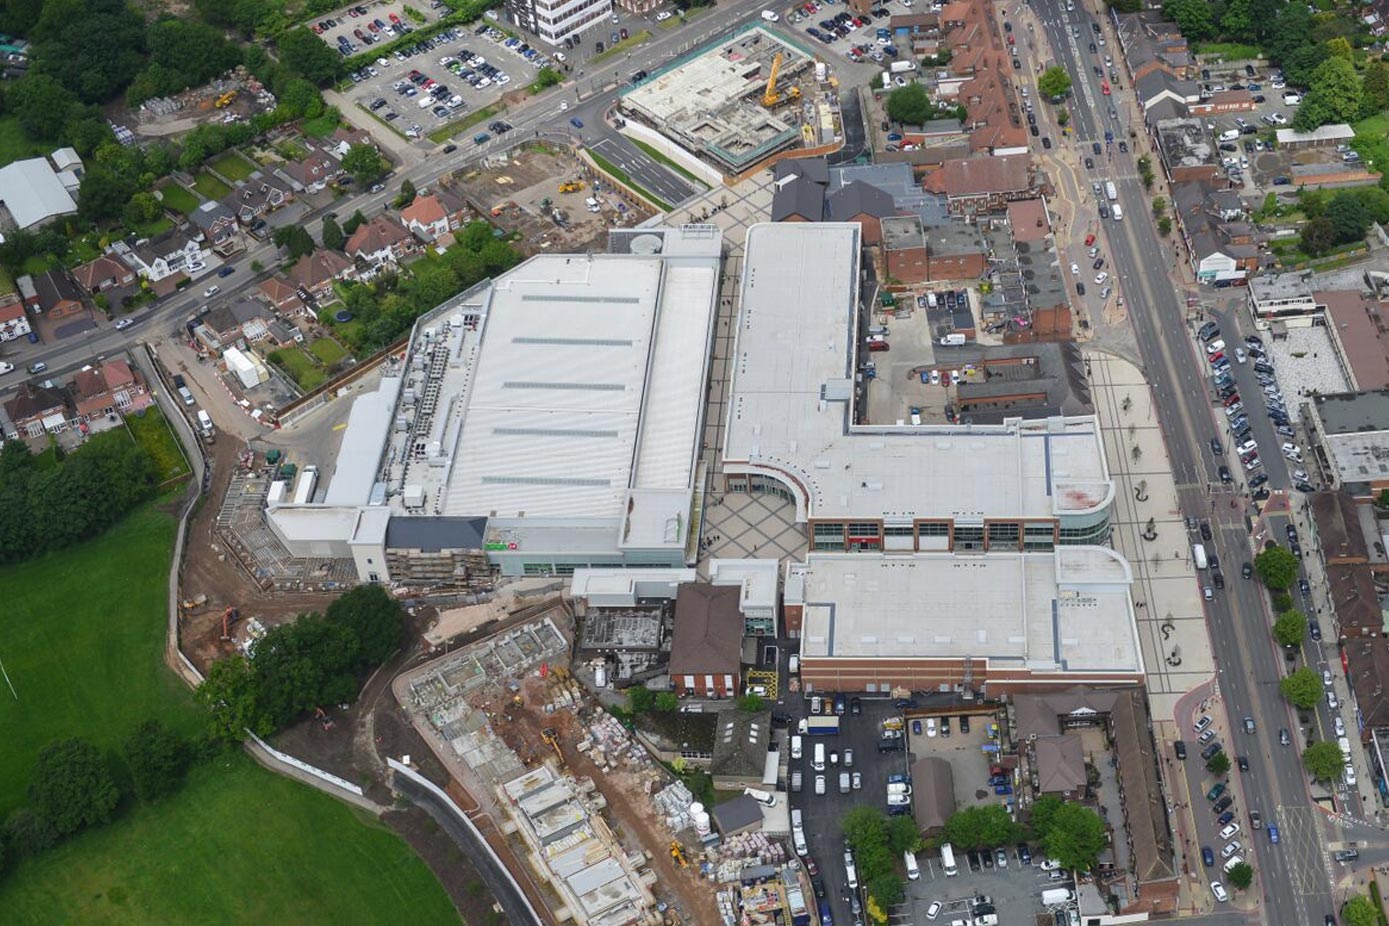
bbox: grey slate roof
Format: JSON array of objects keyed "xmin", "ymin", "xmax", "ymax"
[{"xmin": 827, "ymin": 180, "xmax": 895, "ymax": 222}]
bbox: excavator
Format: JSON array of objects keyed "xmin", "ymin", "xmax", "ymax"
[
  {"xmin": 540, "ymin": 728, "xmax": 564, "ymax": 766},
  {"xmin": 669, "ymin": 841, "xmax": 689, "ymax": 868},
  {"xmin": 761, "ymin": 52, "xmax": 802, "ymax": 109},
  {"xmin": 214, "ymin": 90, "xmax": 237, "ymax": 109},
  {"xmin": 558, "ymin": 179, "xmax": 586, "ymax": 194}
]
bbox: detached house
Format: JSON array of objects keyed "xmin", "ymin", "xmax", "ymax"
[
  {"xmin": 224, "ymin": 174, "xmax": 291, "ymax": 225},
  {"xmin": 288, "ymin": 249, "xmax": 356, "ymax": 303},
  {"xmin": 32, "ymin": 270, "xmax": 85, "ymax": 319},
  {"xmin": 400, "ymin": 190, "xmax": 471, "ymax": 243},
  {"xmin": 124, "ymin": 231, "xmax": 207, "ymax": 283},
  {"xmin": 72, "ymin": 255, "xmax": 136, "ymax": 294},
  {"xmin": 200, "ymin": 297, "xmax": 271, "ymax": 347},
  {"xmin": 346, "ymin": 214, "xmax": 417, "ymax": 271},
  {"xmin": 189, "ymin": 200, "xmax": 243, "ymax": 256},
  {"xmin": 278, "ymin": 147, "xmax": 344, "ymax": 194},
  {"xmin": 70, "ymin": 359, "xmax": 152, "ymax": 420}
]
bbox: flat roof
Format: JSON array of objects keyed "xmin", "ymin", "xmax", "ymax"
[
  {"xmin": 793, "ymin": 549, "xmax": 1141, "ymax": 674},
  {"xmin": 723, "ymin": 223, "xmax": 1113, "ymax": 522},
  {"xmin": 1313, "ymin": 390, "xmax": 1389, "ymax": 484}
]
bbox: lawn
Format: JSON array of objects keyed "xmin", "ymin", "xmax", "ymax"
[
  {"xmin": 308, "ymin": 337, "xmax": 350, "ymax": 366},
  {"xmin": 0, "ymin": 115, "xmax": 48, "ymax": 168},
  {"xmin": 0, "ymin": 753, "xmax": 459, "ymax": 926},
  {"xmin": 0, "ymin": 501, "xmax": 459, "ymax": 924},
  {"xmin": 131, "ymin": 215, "xmax": 175, "ymax": 238},
  {"xmin": 1352, "ymin": 113, "xmax": 1389, "ymax": 173},
  {"xmin": 124, "ymin": 407, "xmax": 192, "ymax": 484},
  {"xmin": 192, "ymin": 171, "xmax": 232, "ymax": 200},
  {"xmin": 209, "ymin": 151, "xmax": 257, "ymax": 182},
  {"xmin": 0, "ymin": 500, "xmax": 199, "ymax": 814},
  {"xmin": 592, "ymin": 29, "xmax": 652, "ymax": 65},
  {"xmin": 1193, "ymin": 42, "xmax": 1262, "ymax": 61},
  {"xmin": 302, "ymin": 111, "xmax": 343, "ymax": 139},
  {"xmin": 155, "ymin": 182, "xmax": 201, "ymax": 216},
  {"xmin": 270, "ymin": 347, "xmax": 329, "ymax": 391}
]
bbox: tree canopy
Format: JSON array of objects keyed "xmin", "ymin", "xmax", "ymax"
[
  {"xmin": 1226, "ymin": 860, "xmax": 1254, "ymax": 890},
  {"xmin": 1030, "ymin": 796, "xmax": 1108, "ymax": 872},
  {"xmin": 885, "ymin": 83, "xmax": 933, "ymax": 126},
  {"xmin": 1206, "ymin": 751, "xmax": 1231, "ymax": 777},
  {"xmin": 342, "ymin": 143, "xmax": 388, "ymax": 185},
  {"xmin": 123, "ymin": 719, "xmax": 195, "ymax": 802},
  {"xmin": 1038, "ymin": 66, "xmax": 1072, "ymax": 100},
  {"xmin": 126, "ymin": 18, "xmax": 243, "ymax": 105},
  {"xmin": 278, "ymin": 26, "xmax": 343, "ymax": 84},
  {"xmin": 27, "ymin": 737, "xmax": 120, "ymax": 837},
  {"xmin": 842, "ymin": 806, "xmax": 917, "ymax": 916},
  {"xmin": 1292, "ymin": 56, "xmax": 1362, "ymax": 131},
  {"xmin": 30, "ymin": 0, "xmax": 147, "ymax": 103},
  {"xmin": 944, "ymin": 804, "xmax": 1022, "ymax": 849},
  {"xmin": 1344, "ymin": 896, "xmax": 1381, "ymax": 926},
  {"xmin": 1279, "ymin": 667, "xmax": 1322, "ymax": 709},
  {"xmin": 1255, "ymin": 545, "xmax": 1298, "ymax": 590},
  {"xmin": 1272, "ymin": 610, "xmax": 1307, "ymax": 647},
  {"xmin": 1302, "ymin": 740, "xmax": 1346, "ymax": 782}
]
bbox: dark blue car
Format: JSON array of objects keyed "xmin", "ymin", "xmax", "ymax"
[{"xmin": 1202, "ymin": 846, "xmax": 1215, "ymax": 867}]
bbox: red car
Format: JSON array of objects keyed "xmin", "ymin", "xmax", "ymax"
[
  {"xmin": 1101, "ymin": 81, "xmax": 1111, "ymax": 95},
  {"xmin": 1208, "ymin": 352, "xmax": 1226, "ymax": 365},
  {"xmin": 1084, "ymin": 233, "xmax": 1096, "ymax": 246},
  {"xmin": 389, "ymin": 12, "xmax": 401, "ymax": 23}
]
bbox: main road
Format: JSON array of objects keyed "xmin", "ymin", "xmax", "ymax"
[{"xmin": 1032, "ymin": 0, "xmax": 1345, "ymax": 922}]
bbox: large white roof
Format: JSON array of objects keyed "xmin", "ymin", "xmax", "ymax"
[
  {"xmin": 0, "ymin": 157, "xmax": 77, "ymax": 230},
  {"xmin": 724, "ymin": 223, "xmax": 1113, "ymax": 522},
  {"xmin": 793, "ymin": 548, "xmax": 1141, "ymax": 675}
]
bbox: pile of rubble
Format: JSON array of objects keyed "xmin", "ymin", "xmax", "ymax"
[{"xmin": 651, "ymin": 780, "xmax": 696, "ymax": 833}]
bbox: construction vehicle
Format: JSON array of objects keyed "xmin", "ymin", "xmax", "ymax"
[
  {"xmin": 540, "ymin": 728, "xmax": 564, "ymax": 766},
  {"xmin": 761, "ymin": 52, "xmax": 802, "ymax": 108},
  {"xmin": 490, "ymin": 200, "xmax": 516, "ymax": 217},
  {"xmin": 558, "ymin": 179, "xmax": 586, "ymax": 194},
  {"xmin": 214, "ymin": 90, "xmax": 237, "ymax": 109},
  {"xmin": 670, "ymin": 842, "xmax": 689, "ymax": 868},
  {"xmin": 180, "ymin": 593, "xmax": 209, "ymax": 612},
  {"xmin": 220, "ymin": 607, "xmax": 240, "ymax": 641}
]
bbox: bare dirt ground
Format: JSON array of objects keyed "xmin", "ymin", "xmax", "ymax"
[
  {"xmin": 177, "ymin": 433, "xmax": 340, "ymax": 671},
  {"xmin": 450, "ymin": 145, "xmax": 651, "ymax": 255}
]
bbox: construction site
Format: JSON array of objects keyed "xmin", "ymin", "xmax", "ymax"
[
  {"xmin": 451, "ymin": 144, "xmax": 653, "ymax": 255},
  {"xmin": 128, "ymin": 67, "xmax": 278, "ymax": 139},
  {"xmin": 619, "ymin": 25, "xmax": 841, "ymax": 175}
]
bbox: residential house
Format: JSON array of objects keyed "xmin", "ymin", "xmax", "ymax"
[
  {"xmin": 668, "ymin": 583, "xmax": 743, "ymax": 698},
  {"xmin": 1172, "ymin": 181, "xmax": 1257, "ymax": 285},
  {"xmin": 345, "ymin": 214, "xmax": 417, "ymax": 271},
  {"xmin": 72, "ymin": 255, "xmax": 137, "ymax": 294},
  {"xmin": 265, "ymin": 319, "xmax": 303, "ymax": 348},
  {"xmin": 921, "ymin": 155, "xmax": 1034, "ymax": 216},
  {"xmin": 1114, "ymin": 9, "xmax": 1192, "ymax": 83},
  {"xmin": 278, "ymin": 146, "xmax": 345, "ymax": 194},
  {"xmin": 189, "ymin": 200, "xmax": 243, "ymax": 256},
  {"xmin": 287, "ymin": 249, "xmax": 357, "ymax": 303},
  {"xmin": 330, "ymin": 126, "xmax": 374, "ymax": 159},
  {"xmin": 201, "ymin": 297, "xmax": 271, "ymax": 347},
  {"xmin": 32, "ymin": 269, "xmax": 86, "ymax": 319},
  {"xmin": 224, "ymin": 174, "xmax": 292, "ymax": 225},
  {"xmin": 933, "ymin": 0, "xmax": 1028, "ymax": 154},
  {"xmin": 70, "ymin": 359, "xmax": 152, "ymax": 420},
  {"xmin": 4, "ymin": 381, "xmax": 68, "ymax": 436},
  {"xmin": 259, "ymin": 275, "xmax": 307, "ymax": 315},
  {"xmin": 1133, "ymin": 70, "xmax": 1198, "ymax": 114},
  {"xmin": 0, "ymin": 296, "xmax": 31, "ymax": 342},
  {"xmin": 400, "ymin": 189, "xmax": 471, "ymax": 243},
  {"xmin": 123, "ymin": 231, "xmax": 207, "ymax": 283},
  {"xmin": 826, "ymin": 181, "xmax": 896, "ymax": 246}
]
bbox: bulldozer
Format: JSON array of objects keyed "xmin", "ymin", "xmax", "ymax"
[
  {"xmin": 558, "ymin": 179, "xmax": 586, "ymax": 194},
  {"xmin": 669, "ymin": 841, "xmax": 689, "ymax": 868},
  {"xmin": 761, "ymin": 52, "xmax": 802, "ymax": 109}
]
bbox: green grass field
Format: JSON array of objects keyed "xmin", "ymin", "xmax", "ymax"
[
  {"xmin": 0, "ymin": 115, "xmax": 49, "ymax": 169},
  {"xmin": 0, "ymin": 502, "xmax": 458, "ymax": 924},
  {"xmin": 308, "ymin": 337, "xmax": 350, "ymax": 366},
  {"xmin": 155, "ymin": 182, "xmax": 201, "ymax": 215},
  {"xmin": 1192, "ymin": 42, "xmax": 1262, "ymax": 61},
  {"xmin": 270, "ymin": 347, "xmax": 328, "ymax": 391},
  {"xmin": 209, "ymin": 151, "xmax": 258, "ymax": 183},
  {"xmin": 124, "ymin": 407, "xmax": 192, "ymax": 483},
  {"xmin": 1352, "ymin": 114, "xmax": 1389, "ymax": 174},
  {"xmin": 0, "ymin": 753, "xmax": 459, "ymax": 926},
  {"xmin": 0, "ymin": 501, "xmax": 200, "ymax": 814},
  {"xmin": 192, "ymin": 171, "xmax": 232, "ymax": 200},
  {"xmin": 302, "ymin": 112, "xmax": 342, "ymax": 139}
]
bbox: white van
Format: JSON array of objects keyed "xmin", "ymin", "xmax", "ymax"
[
  {"xmin": 939, "ymin": 333, "xmax": 966, "ymax": 347},
  {"xmin": 813, "ymin": 742, "xmax": 826, "ymax": 771},
  {"xmin": 196, "ymin": 409, "xmax": 215, "ymax": 442},
  {"xmin": 941, "ymin": 842, "xmax": 958, "ymax": 877},
  {"xmin": 761, "ymin": 9, "xmax": 780, "ymax": 21},
  {"xmin": 926, "ymin": 291, "xmax": 938, "ymax": 308},
  {"xmin": 904, "ymin": 851, "xmax": 921, "ymax": 880},
  {"xmin": 1218, "ymin": 128, "xmax": 1241, "ymax": 142},
  {"xmin": 789, "ymin": 654, "xmax": 800, "ymax": 674},
  {"xmin": 1111, "ymin": 203, "xmax": 1123, "ymax": 221},
  {"xmin": 791, "ymin": 735, "xmax": 803, "ymax": 760}
]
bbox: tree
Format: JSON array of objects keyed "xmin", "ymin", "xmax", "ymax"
[
  {"xmin": 5, "ymin": 74, "xmax": 77, "ymax": 140},
  {"xmin": 654, "ymin": 691, "xmax": 679, "ymax": 712},
  {"xmin": 1324, "ymin": 36, "xmax": 1352, "ymax": 60},
  {"xmin": 1161, "ymin": 0, "xmax": 1216, "ymax": 39},
  {"xmin": 341, "ymin": 143, "xmax": 387, "ymax": 186},
  {"xmin": 1301, "ymin": 216, "xmax": 1337, "ymax": 256},
  {"xmin": 737, "ymin": 693, "xmax": 765, "ymax": 712},
  {"xmin": 885, "ymin": 814, "xmax": 921, "ymax": 855},
  {"xmin": 1038, "ymin": 66, "xmax": 1072, "ymax": 100},
  {"xmin": 1031, "ymin": 796, "xmax": 1107, "ymax": 872},
  {"xmin": 1343, "ymin": 896, "xmax": 1381, "ymax": 926},
  {"xmin": 866, "ymin": 872, "xmax": 904, "ymax": 908},
  {"xmin": 122, "ymin": 191, "xmax": 163, "ymax": 229},
  {"xmin": 626, "ymin": 685, "xmax": 654, "ymax": 714},
  {"xmin": 127, "ymin": 17, "xmax": 243, "ymax": 104},
  {"xmin": 1303, "ymin": 740, "xmax": 1346, "ymax": 782},
  {"xmin": 278, "ymin": 26, "xmax": 342, "ymax": 84},
  {"xmin": 251, "ymin": 614, "xmax": 365, "ymax": 727},
  {"xmin": 1362, "ymin": 60, "xmax": 1389, "ymax": 118},
  {"xmin": 324, "ymin": 584, "xmax": 404, "ymax": 669},
  {"xmin": 1206, "ymin": 750, "xmax": 1231, "ymax": 776},
  {"xmin": 30, "ymin": 0, "xmax": 147, "ymax": 102},
  {"xmin": 1293, "ymin": 57, "xmax": 1362, "ymax": 131},
  {"xmin": 1152, "ymin": 197, "xmax": 1167, "ymax": 218},
  {"xmin": 322, "ymin": 215, "xmax": 345, "ymax": 251},
  {"xmin": 196, "ymin": 654, "xmax": 271, "ymax": 742},
  {"xmin": 1226, "ymin": 860, "xmax": 1254, "ymax": 890},
  {"xmin": 273, "ymin": 225, "xmax": 316, "ymax": 261},
  {"xmin": 886, "ymin": 83, "xmax": 933, "ymax": 126},
  {"xmin": 395, "ymin": 178, "xmax": 418, "ymax": 208},
  {"xmin": 1157, "ymin": 216, "xmax": 1173, "ymax": 236},
  {"xmin": 1273, "ymin": 610, "xmax": 1307, "ymax": 647},
  {"xmin": 3, "ymin": 806, "xmax": 58, "ymax": 857},
  {"xmin": 530, "ymin": 67, "xmax": 562, "ymax": 92},
  {"xmin": 1255, "ymin": 544, "xmax": 1298, "ymax": 590},
  {"xmin": 1280, "ymin": 667, "xmax": 1322, "ymax": 709},
  {"xmin": 1326, "ymin": 192, "xmax": 1373, "ymax": 244},
  {"xmin": 280, "ymin": 78, "xmax": 324, "ymax": 119},
  {"xmin": 27, "ymin": 738, "xmax": 120, "ymax": 838},
  {"xmin": 343, "ymin": 209, "xmax": 368, "ymax": 235},
  {"xmin": 1220, "ymin": 0, "xmax": 1254, "ymax": 42},
  {"xmin": 123, "ymin": 719, "xmax": 193, "ymax": 802},
  {"xmin": 944, "ymin": 804, "xmax": 1023, "ymax": 849}
]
